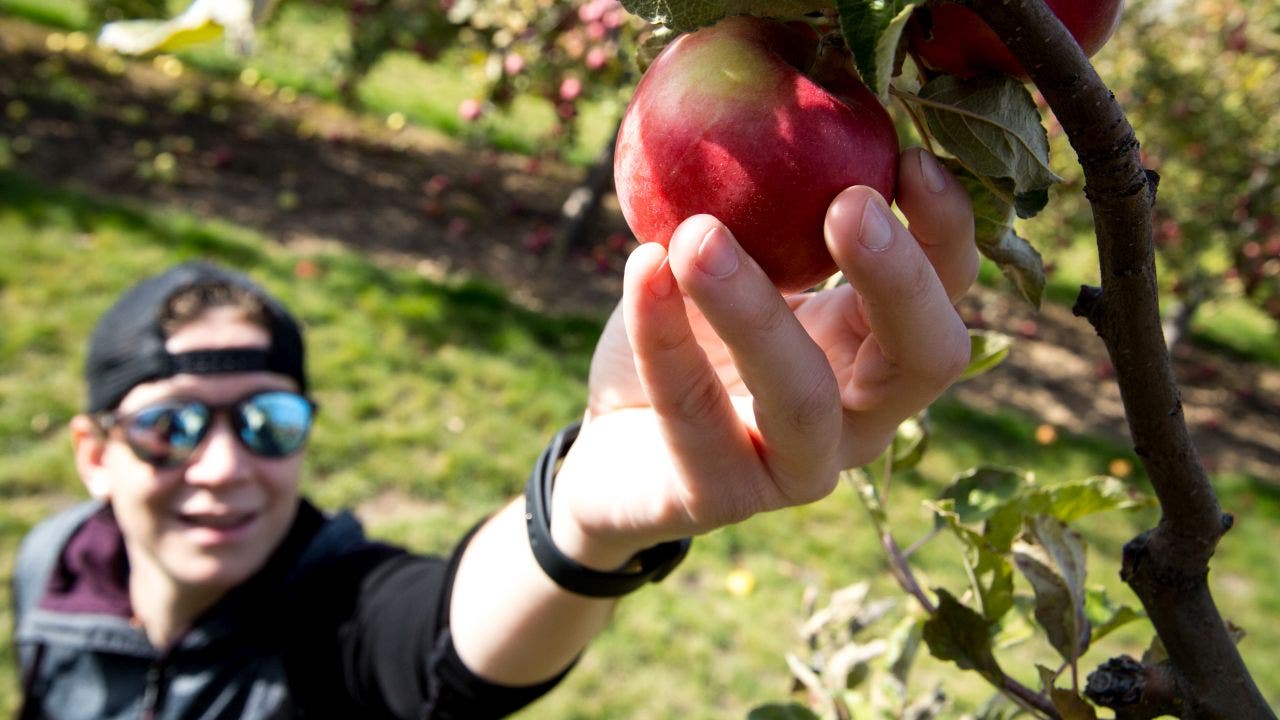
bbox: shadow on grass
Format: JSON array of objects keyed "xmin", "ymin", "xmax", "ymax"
[{"xmin": 0, "ymin": 168, "xmax": 604, "ymax": 372}]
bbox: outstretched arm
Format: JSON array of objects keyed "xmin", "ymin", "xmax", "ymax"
[{"xmin": 446, "ymin": 147, "xmax": 977, "ymax": 690}]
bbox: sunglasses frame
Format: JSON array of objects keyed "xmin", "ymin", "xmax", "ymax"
[{"xmin": 95, "ymin": 390, "xmax": 316, "ymax": 468}]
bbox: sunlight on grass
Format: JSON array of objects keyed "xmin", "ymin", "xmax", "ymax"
[{"xmin": 1192, "ymin": 298, "xmax": 1280, "ymax": 365}]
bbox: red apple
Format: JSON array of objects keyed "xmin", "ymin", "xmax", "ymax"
[
  {"xmin": 613, "ymin": 15, "xmax": 899, "ymax": 294},
  {"xmin": 906, "ymin": 0, "xmax": 1124, "ymax": 80}
]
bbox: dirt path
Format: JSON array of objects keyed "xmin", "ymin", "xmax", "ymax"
[{"xmin": 3, "ymin": 17, "xmax": 1277, "ymax": 481}]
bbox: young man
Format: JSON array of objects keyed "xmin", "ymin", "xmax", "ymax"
[{"xmin": 12, "ymin": 148, "xmax": 978, "ymax": 718}]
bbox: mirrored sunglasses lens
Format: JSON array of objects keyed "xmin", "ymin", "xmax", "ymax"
[
  {"xmin": 128, "ymin": 402, "xmax": 209, "ymax": 466},
  {"xmin": 237, "ymin": 392, "xmax": 313, "ymax": 457}
]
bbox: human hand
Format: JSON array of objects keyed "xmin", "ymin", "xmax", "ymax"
[{"xmin": 551, "ymin": 148, "xmax": 978, "ymax": 568}]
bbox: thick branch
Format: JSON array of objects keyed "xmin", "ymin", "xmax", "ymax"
[{"xmin": 961, "ymin": 1, "xmax": 1275, "ymax": 718}]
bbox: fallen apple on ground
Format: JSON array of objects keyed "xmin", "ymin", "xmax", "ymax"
[{"xmin": 613, "ymin": 15, "xmax": 899, "ymax": 294}]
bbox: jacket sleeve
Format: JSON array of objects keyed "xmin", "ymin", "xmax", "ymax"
[{"xmin": 287, "ymin": 522, "xmax": 570, "ymax": 719}]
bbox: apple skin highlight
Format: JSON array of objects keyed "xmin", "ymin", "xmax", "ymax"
[{"xmin": 614, "ymin": 16, "xmax": 899, "ymax": 295}]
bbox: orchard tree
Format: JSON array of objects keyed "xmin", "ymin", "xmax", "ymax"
[{"xmin": 605, "ymin": 1, "xmax": 1274, "ymax": 718}]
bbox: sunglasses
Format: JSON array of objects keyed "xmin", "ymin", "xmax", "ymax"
[{"xmin": 97, "ymin": 391, "xmax": 316, "ymax": 468}]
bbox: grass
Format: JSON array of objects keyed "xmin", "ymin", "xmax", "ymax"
[{"xmin": 1, "ymin": 167, "xmax": 1277, "ymax": 717}]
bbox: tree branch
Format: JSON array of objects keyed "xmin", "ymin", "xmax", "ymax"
[{"xmin": 960, "ymin": 1, "xmax": 1275, "ymax": 717}]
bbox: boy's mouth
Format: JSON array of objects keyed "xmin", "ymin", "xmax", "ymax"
[{"xmin": 179, "ymin": 511, "xmax": 257, "ymax": 531}]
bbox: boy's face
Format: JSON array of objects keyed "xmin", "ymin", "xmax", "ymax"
[{"xmin": 77, "ymin": 307, "xmax": 305, "ymax": 596}]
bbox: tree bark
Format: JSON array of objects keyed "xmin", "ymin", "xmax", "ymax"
[
  {"xmin": 552, "ymin": 118, "xmax": 620, "ymax": 262},
  {"xmin": 961, "ymin": 1, "xmax": 1275, "ymax": 717}
]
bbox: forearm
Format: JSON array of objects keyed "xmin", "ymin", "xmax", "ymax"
[{"xmin": 447, "ymin": 495, "xmax": 628, "ymax": 686}]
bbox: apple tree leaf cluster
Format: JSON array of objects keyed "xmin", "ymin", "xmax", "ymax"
[{"xmin": 797, "ymin": 340, "xmax": 1153, "ymax": 717}]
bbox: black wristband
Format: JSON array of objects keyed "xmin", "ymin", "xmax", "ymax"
[{"xmin": 524, "ymin": 422, "xmax": 691, "ymax": 598}]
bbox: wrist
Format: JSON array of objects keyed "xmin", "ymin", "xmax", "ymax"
[
  {"xmin": 524, "ymin": 422, "xmax": 690, "ymax": 598},
  {"xmin": 546, "ymin": 500, "xmax": 643, "ymax": 574}
]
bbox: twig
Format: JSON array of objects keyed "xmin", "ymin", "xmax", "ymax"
[{"xmin": 874, "ymin": 497, "xmax": 1059, "ymax": 718}]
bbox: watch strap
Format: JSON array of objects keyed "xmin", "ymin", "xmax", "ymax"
[{"xmin": 524, "ymin": 422, "xmax": 691, "ymax": 598}]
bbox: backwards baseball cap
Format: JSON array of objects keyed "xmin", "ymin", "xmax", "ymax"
[{"xmin": 85, "ymin": 261, "xmax": 307, "ymax": 413}]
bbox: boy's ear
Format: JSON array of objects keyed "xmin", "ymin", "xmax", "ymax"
[{"xmin": 70, "ymin": 414, "xmax": 113, "ymax": 500}]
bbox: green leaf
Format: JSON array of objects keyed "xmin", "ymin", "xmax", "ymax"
[
  {"xmin": 747, "ymin": 703, "xmax": 822, "ymax": 720},
  {"xmin": 921, "ymin": 588, "xmax": 1004, "ymax": 682},
  {"xmin": 971, "ymin": 693, "xmax": 1021, "ymax": 720},
  {"xmin": 986, "ymin": 226, "xmax": 1046, "ymax": 309},
  {"xmin": 784, "ymin": 653, "xmax": 830, "ymax": 711},
  {"xmin": 885, "ymin": 616, "xmax": 924, "ymax": 685},
  {"xmin": 1034, "ymin": 667, "xmax": 1098, "ymax": 720},
  {"xmin": 1013, "ymin": 515, "xmax": 1090, "ymax": 662},
  {"xmin": 1142, "ymin": 633, "xmax": 1168, "ymax": 665},
  {"xmin": 1033, "ymin": 475, "xmax": 1151, "ymax": 523},
  {"xmin": 635, "ymin": 26, "xmax": 678, "ymax": 72},
  {"xmin": 822, "ymin": 639, "xmax": 888, "ymax": 690},
  {"xmin": 930, "ymin": 502, "xmax": 1015, "ymax": 623},
  {"xmin": 984, "ymin": 475, "xmax": 1147, "ymax": 554},
  {"xmin": 911, "ymin": 75, "xmax": 1061, "ymax": 214},
  {"xmin": 959, "ymin": 329, "xmax": 1012, "ymax": 381},
  {"xmin": 971, "ymin": 543, "xmax": 1015, "ymax": 622},
  {"xmin": 1050, "ymin": 688, "xmax": 1099, "ymax": 720},
  {"xmin": 618, "ymin": 0, "xmax": 832, "ymax": 32},
  {"xmin": 1084, "ymin": 587, "xmax": 1145, "ymax": 644},
  {"xmin": 937, "ymin": 466, "xmax": 1029, "ymax": 527},
  {"xmin": 901, "ymin": 686, "xmax": 947, "ymax": 719},
  {"xmin": 946, "ymin": 160, "xmax": 1046, "ymax": 308},
  {"xmin": 835, "ymin": 0, "xmax": 923, "ymax": 99},
  {"xmin": 890, "ymin": 412, "xmax": 930, "ymax": 470}
]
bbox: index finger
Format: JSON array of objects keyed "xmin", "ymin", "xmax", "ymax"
[
  {"xmin": 824, "ymin": 187, "xmax": 971, "ymax": 439},
  {"xmin": 896, "ymin": 147, "xmax": 980, "ymax": 304},
  {"xmin": 663, "ymin": 215, "xmax": 843, "ymax": 504}
]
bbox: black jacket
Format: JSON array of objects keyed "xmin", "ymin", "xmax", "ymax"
[{"xmin": 12, "ymin": 500, "xmax": 565, "ymax": 719}]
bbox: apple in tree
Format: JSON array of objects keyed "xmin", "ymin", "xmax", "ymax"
[
  {"xmin": 906, "ymin": 0, "xmax": 1125, "ymax": 79},
  {"xmin": 613, "ymin": 15, "xmax": 899, "ymax": 294}
]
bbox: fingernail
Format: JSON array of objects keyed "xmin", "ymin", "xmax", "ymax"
[
  {"xmin": 696, "ymin": 226, "xmax": 738, "ymax": 278},
  {"xmin": 919, "ymin": 150, "xmax": 947, "ymax": 194},
  {"xmin": 860, "ymin": 196, "xmax": 893, "ymax": 251},
  {"xmin": 649, "ymin": 257, "xmax": 674, "ymax": 297}
]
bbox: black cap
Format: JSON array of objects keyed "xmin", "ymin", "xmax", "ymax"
[{"xmin": 85, "ymin": 261, "xmax": 306, "ymax": 412}]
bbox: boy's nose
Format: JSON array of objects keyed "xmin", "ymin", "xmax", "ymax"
[{"xmin": 183, "ymin": 416, "xmax": 251, "ymax": 485}]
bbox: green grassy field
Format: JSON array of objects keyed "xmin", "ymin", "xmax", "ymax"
[{"xmin": 2, "ymin": 168, "xmax": 1277, "ymax": 717}]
